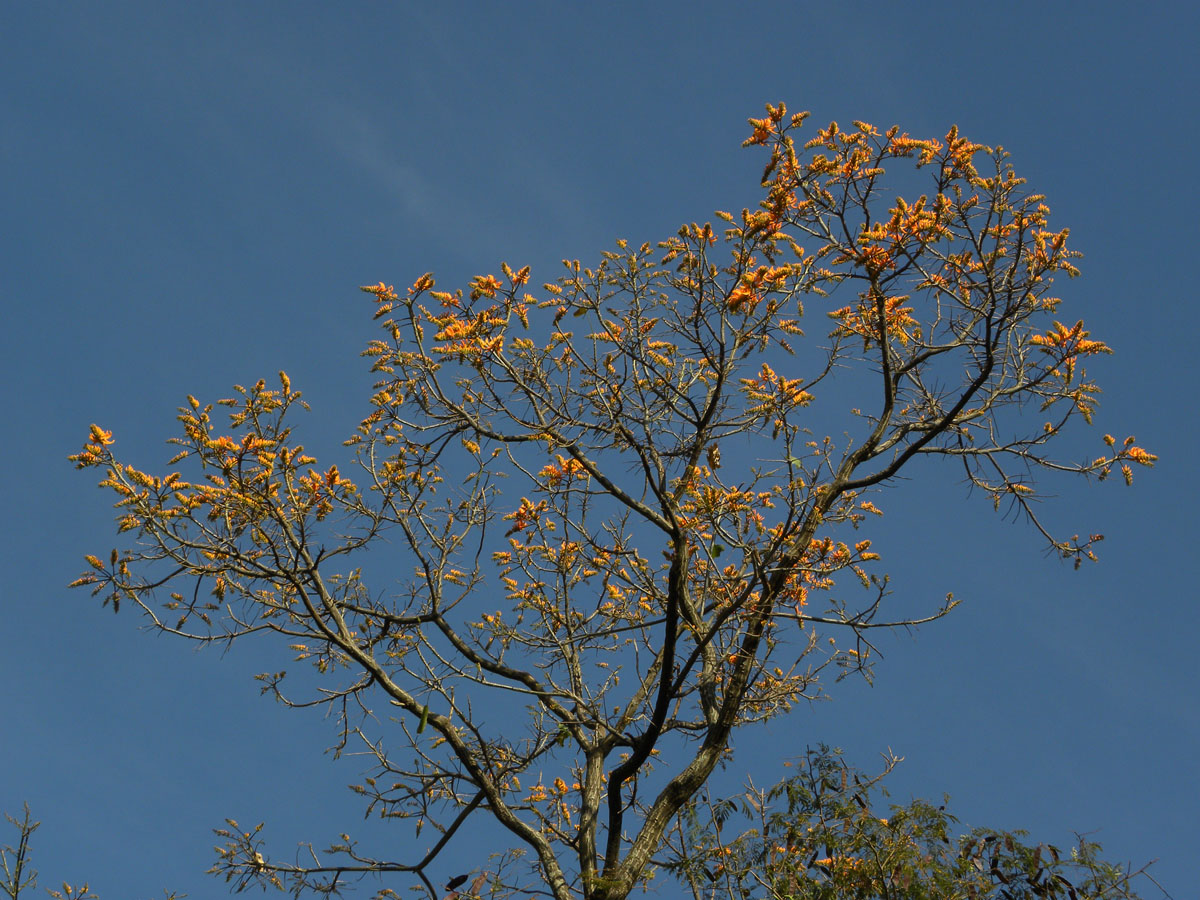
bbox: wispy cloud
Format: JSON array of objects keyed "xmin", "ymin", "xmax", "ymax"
[{"xmin": 316, "ymin": 103, "xmax": 441, "ymax": 220}]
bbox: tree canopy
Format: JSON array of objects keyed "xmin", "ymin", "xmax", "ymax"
[
  {"xmin": 670, "ymin": 746, "xmax": 1155, "ymax": 900},
  {"xmin": 69, "ymin": 103, "xmax": 1154, "ymax": 900}
]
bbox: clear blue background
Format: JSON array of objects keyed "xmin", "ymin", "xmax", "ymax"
[{"xmin": 3, "ymin": 3, "xmax": 1196, "ymax": 897}]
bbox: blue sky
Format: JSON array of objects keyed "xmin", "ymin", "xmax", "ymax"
[{"xmin": 3, "ymin": 2, "xmax": 1197, "ymax": 897}]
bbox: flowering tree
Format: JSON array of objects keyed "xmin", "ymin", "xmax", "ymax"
[{"xmin": 71, "ymin": 103, "xmax": 1153, "ymax": 900}]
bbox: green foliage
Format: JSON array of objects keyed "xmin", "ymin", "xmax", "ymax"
[{"xmin": 667, "ymin": 747, "xmax": 1155, "ymax": 900}]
